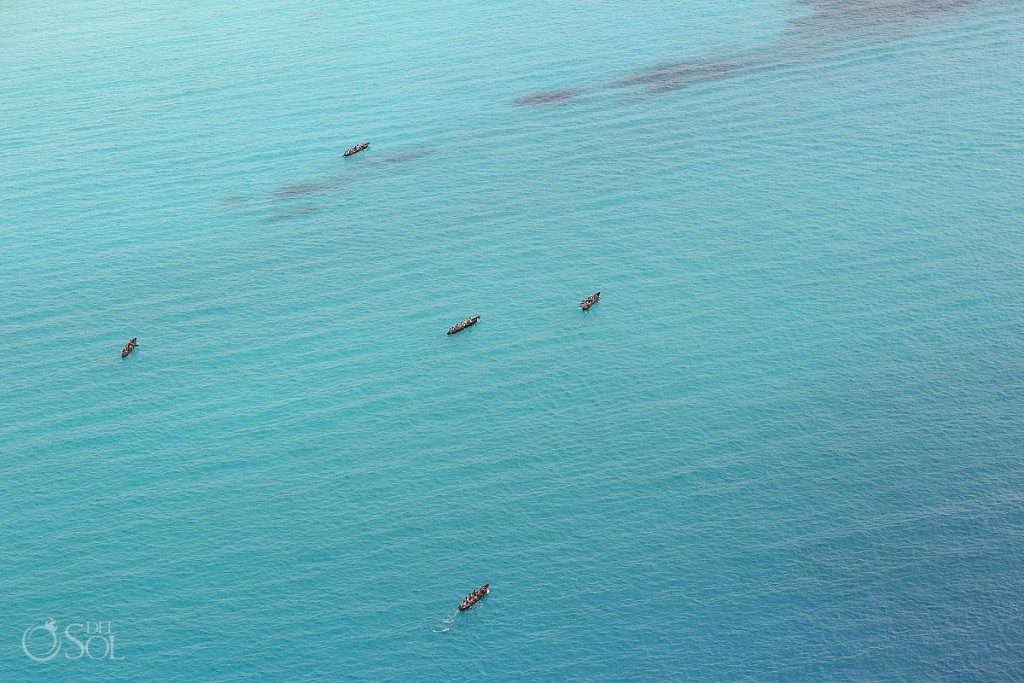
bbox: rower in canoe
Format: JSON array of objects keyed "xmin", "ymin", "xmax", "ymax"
[
  {"xmin": 580, "ymin": 292, "xmax": 600, "ymax": 310},
  {"xmin": 121, "ymin": 338, "xmax": 138, "ymax": 358},
  {"xmin": 447, "ymin": 316, "xmax": 480, "ymax": 335},
  {"xmin": 344, "ymin": 142, "xmax": 370, "ymax": 157},
  {"xmin": 459, "ymin": 584, "xmax": 490, "ymax": 611}
]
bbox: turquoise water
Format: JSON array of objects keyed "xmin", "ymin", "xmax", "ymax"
[{"xmin": 2, "ymin": 0, "xmax": 1023, "ymax": 679}]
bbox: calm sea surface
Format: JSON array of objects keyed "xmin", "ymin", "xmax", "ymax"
[{"xmin": 2, "ymin": 1, "xmax": 1023, "ymax": 680}]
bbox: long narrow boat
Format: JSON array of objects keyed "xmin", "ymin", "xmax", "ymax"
[
  {"xmin": 447, "ymin": 315, "xmax": 480, "ymax": 335},
  {"xmin": 458, "ymin": 583, "xmax": 490, "ymax": 611},
  {"xmin": 121, "ymin": 337, "xmax": 138, "ymax": 358},
  {"xmin": 343, "ymin": 142, "xmax": 370, "ymax": 157},
  {"xmin": 580, "ymin": 292, "xmax": 600, "ymax": 310}
]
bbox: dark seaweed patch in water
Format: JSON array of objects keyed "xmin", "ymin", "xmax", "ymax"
[
  {"xmin": 610, "ymin": 56, "xmax": 772, "ymax": 92},
  {"xmin": 511, "ymin": 88, "xmax": 581, "ymax": 106},
  {"xmin": 370, "ymin": 148, "xmax": 434, "ymax": 165},
  {"xmin": 273, "ymin": 148, "xmax": 432, "ymax": 201},
  {"xmin": 796, "ymin": 0, "xmax": 993, "ymax": 27},
  {"xmin": 274, "ymin": 180, "xmax": 347, "ymax": 201},
  {"xmin": 576, "ymin": 0, "xmax": 997, "ymax": 97},
  {"xmin": 266, "ymin": 205, "xmax": 322, "ymax": 222}
]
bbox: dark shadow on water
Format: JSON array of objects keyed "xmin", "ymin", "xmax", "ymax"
[
  {"xmin": 609, "ymin": 54, "xmax": 780, "ymax": 92},
  {"xmin": 274, "ymin": 180, "xmax": 348, "ymax": 201},
  {"xmin": 271, "ymin": 147, "xmax": 434, "ymax": 202},
  {"xmin": 368, "ymin": 147, "xmax": 434, "ymax": 165},
  {"xmin": 511, "ymin": 88, "xmax": 582, "ymax": 107},
  {"xmin": 794, "ymin": 0, "xmax": 995, "ymax": 31},
  {"xmin": 514, "ymin": 0, "xmax": 1000, "ymax": 101},
  {"xmin": 613, "ymin": 0, "xmax": 997, "ymax": 95},
  {"xmin": 266, "ymin": 205, "xmax": 322, "ymax": 223}
]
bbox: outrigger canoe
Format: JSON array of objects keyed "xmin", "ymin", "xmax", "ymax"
[
  {"xmin": 121, "ymin": 338, "xmax": 138, "ymax": 358},
  {"xmin": 344, "ymin": 142, "xmax": 370, "ymax": 157},
  {"xmin": 580, "ymin": 292, "xmax": 600, "ymax": 310},
  {"xmin": 459, "ymin": 584, "xmax": 490, "ymax": 611},
  {"xmin": 447, "ymin": 316, "xmax": 480, "ymax": 335}
]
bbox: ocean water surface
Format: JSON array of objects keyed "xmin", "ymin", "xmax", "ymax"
[{"xmin": 2, "ymin": 0, "xmax": 1023, "ymax": 680}]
